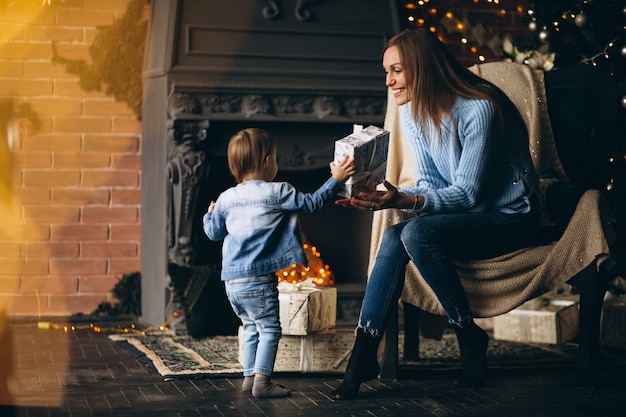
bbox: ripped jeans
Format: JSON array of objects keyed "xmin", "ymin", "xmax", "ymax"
[{"xmin": 358, "ymin": 208, "xmax": 539, "ymax": 337}]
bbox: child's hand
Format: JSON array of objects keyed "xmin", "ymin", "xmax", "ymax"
[
  {"xmin": 330, "ymin": 155, "xmax": 356, "ymax": 183},
  {"xmin": 208, "ymin": 201, "xmax": 216, "ymax": 213}
]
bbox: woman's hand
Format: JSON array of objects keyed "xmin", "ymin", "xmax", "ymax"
[{"xmin": 335, "ymin": 180, "xmax": 402, "ymax": 211}]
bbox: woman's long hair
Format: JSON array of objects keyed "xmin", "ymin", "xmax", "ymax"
[{"xmin": 385, "ymin": 29, "xmax": 523, "ymax": 142}]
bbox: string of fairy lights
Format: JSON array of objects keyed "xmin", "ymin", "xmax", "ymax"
[{"xmin": 397, "ymin": 0, "xmax": 626, "ymax": 106}]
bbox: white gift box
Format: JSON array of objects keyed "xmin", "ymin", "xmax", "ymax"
[
  {"xmin": 334, "ymin": 125, "xmax": 389, "ymax": 197},
  {"xmin": 278, "ymin": 281, "xmax": 336, "ymax": 335},
  {"xmin": 493, "ymin": 297, "xmax": 579, "ymax": 344},
  {"xmin": 238, "ymin": 327, "xmax": 355, "ymax": 373}
]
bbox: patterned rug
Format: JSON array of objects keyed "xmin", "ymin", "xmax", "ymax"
[
  {"xmin": 109, "ymin": 333, "xmax": 243, "ymax": 380},
  {"xmin": 108, "ymin": 330, "xmax": 607, "ymax": 381}
]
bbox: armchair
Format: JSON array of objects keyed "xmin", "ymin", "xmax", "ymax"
[{"xmin": 374, "ymin": 61, "xmax": 619, "ymax": 386}]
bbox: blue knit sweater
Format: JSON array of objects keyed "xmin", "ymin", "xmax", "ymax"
[{"xmin": 399, "ymin": 96, "xmax": 538, "ymax": 214}]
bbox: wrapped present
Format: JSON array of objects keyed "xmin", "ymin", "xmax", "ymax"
[
  {"xmin": 278, "ymin": 280, "xmax": 336, "ymax": 335},
  {"xmin": 334, "ymin": 124, "xmax": 389, "ymax": 197},
  {"xmin": 238, "ymin": 327, "xmax": 355, "ymax": 373},
  {"xmin": 601, "ymin": 295, "xmax": 626, "ymax": 349},
  {"xmin": 493, "ymin": 297, "xmax": 579, "ymax": 344}
]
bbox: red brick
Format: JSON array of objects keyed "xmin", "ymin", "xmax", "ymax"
[
  {"xmin": 0, "ymin": 295, "xmax": 47, "ymax": 316},
  {"xmin": 29, "ymin": 97, "xmax": 82, "ymax": 115},
  {"xmin": 23, "ymin": 170, "xmax": 81, "ymax": 187},
  {"xmin": 25, "ymin": 242, "xmax": 80, "ymax": 258},
  {"xmin": 31, "ymin": 115, "xmax": 53, "ymax": 134},
  {"xmin": 26, "ymin": 26, "xmax": 84, "ymax": 42},
  {"xmin": 82, "ymin": 170, "xmax": 138, "ymax": 187},
  {"xmin": 111, "ymin": 154, "xmax": 140, "ymax": 169},
  {"xmin": 0, "ymin": 22, "xmax": 25, "ymax": 40},
  {"xmin": 53, "ymin": 80, "xmax": 105, "ymax": 98},
  {"xmin": 14, "ymin": 187, "xmax": 51, "ymax": 205},
  {"xmin": 109, "ymin": 224, "xmax": 139, "ymax": 240},
  {"xmin": 54, "ymin": 152, "xmax": 110, "ymax": 168},
  {"xmin": 53, "ymin": 43, "xmax": 91, "ymax": 61},
  {"xmin": 0, "ymin": 277, "xmax": 20, "ymax": 293},
  {"xmin": 0, "ymin": 258, "xmax": 49, "ymax": 275},
  {"xmin": 111, "ymin": 189, "xmax": 140, "ymax": 204},
  {"xmin": 50, "ymin": 224, "xmax": 108, "ymax": 241},
  {"xmin": 21, "ymin": 276, "xmax": 78, "ymax": 294},
  {"xmin": 49, "ymin": 259, "xmax": 107, "ymax": 275},
  {"xmin": 83, "ymin": 135, "xmax": 140, "ymax": 152},
  {"xmin": 78, "ymin": 275, "xmax": 119, "ymax": 293},
  {"xmin": 84, "ymin": 0, "xmax": 131, "ymax": 11},
  {"xmin": 24, "ymin": 205, "xmax": 80, "ymax": 223},
  {"xmin": 52, "ymin": 188, "xmax": 110, "ymax": 205},
  {"xmin": 56, "ymin": 9, "xmax": 116, "ymax": 27},
  {"xmin": 0, "ymin": 78, "xmax": 53, "ymax": 95},
  {"xmin": 54, "ymin": 117, "xmax": 111, "ymax": 134},
  {"xmin": 112, "ymin": 118, "xmax": 141, "ymax": 134},
  {"xmin": 22, "ymin": 134, "xmax": 82, "ymax": 152},
  {"xmin": 0, "ymin": 203, "xmax": 21, "ymax": 223},
  {"xmin": 0, "ymin": 40, "xmax": 51, "ymax": 60},
  {"xmin": 108, "ymin": 258, "xmax": 140, "ymax": 275},
  {"xmin": 11, "ymin": 151, "xmax": 52, "ymax": 168},
  {"xmin": 83, "ymin": 99, "xmax": 134, "ymax": 117},
  {"xmin": 0, "ymin": 223, "xmax": 50, "ymax": 241},
  {"xmin": 0, "ymin": 59, "xmax": 24, "ymax": 77},
  {"xmin": 81, "ymin": 206, "xmax": 138, "ymax": 223},
  {"xmin": 81, "ymin": 242, "xmax": 138, "ymax": 258},
  {"xmin": 25, "ymin": 61, "xmax": 77, "ymax": 78},
  {"xmin": 1, "ymin": 5, "xmax": 55, "ymax": 25},
  {"xmin": 48, "ymin": 294, "xmax": 106, "ymax": 315},
  {"xmin": 0, "ymin": 242, "xmax": 22, "ymax": 258}
]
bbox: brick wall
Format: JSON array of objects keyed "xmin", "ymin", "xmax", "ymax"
[{"xmin": 0, "ymin": 0, "xmax": 141, "ymax": 316}]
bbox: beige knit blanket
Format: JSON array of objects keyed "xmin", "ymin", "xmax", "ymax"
[{"xmin": 369, "ymin": 62, "xmax": 615, "ymax": 318}]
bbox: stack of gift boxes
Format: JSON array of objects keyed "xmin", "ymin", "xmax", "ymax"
[{"xmin": 238, "ymin": 125, "xmax": 389, "ymax": 373}]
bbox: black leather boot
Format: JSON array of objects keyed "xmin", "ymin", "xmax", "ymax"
[
  {"xmin": 330, "ymin": 329, "xmax": 381, "ymax": 400},
  {"xmin": 454, "ymin": 319, "xmax": 489, "ymax": 387}
]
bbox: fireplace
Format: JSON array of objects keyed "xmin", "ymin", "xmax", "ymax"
[{"xmin": 141, "ymin": 0, "xmax": 399, "ymax": 326}]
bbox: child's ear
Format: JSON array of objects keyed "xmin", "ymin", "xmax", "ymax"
[{"xmin": 264, "ymin": 154, "xmax": 272, "ymax": 167}]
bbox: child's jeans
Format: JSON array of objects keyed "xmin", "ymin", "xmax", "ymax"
[{"xmin": 224, "ymin": 274, "xmax": 281, "ymax": 377}]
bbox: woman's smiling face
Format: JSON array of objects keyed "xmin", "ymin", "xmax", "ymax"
[{"xmin": 383, "ymin": 45, "xmax": 409, "ymax": 106}]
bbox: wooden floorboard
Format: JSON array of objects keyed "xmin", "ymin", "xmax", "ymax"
[{"xmin": 4, "ymin": 319, "xmax": 626, "ymax": 417}]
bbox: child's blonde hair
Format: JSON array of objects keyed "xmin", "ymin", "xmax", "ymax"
[{"xmin": 227, "ymin": 128, "xmax": 277, "ymax": 183}]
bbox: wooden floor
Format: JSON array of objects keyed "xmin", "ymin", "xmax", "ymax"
[{"xmin": 3, "ymin": 318, "xmax": 626, "ymax": 417}]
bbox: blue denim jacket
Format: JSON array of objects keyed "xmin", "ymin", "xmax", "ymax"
[{"xmin": 203, "ymin": 177, "xmax": 341, "ymax": 280}]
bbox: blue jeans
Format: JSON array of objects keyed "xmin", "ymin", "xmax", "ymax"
[
  {"xmin": 224, "ymin": 274, "xmax": 281, "ymax": 377},
  {"xmin": 359, "ymin": 206, "xmax": 540, "ymax": 336}
]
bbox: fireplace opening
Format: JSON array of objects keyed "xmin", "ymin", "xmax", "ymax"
[{"xmin": 194, "ymin": 120, "xmax": 375, "ymax": 285}]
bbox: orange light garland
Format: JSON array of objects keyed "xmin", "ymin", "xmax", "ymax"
[{"xmin": 276, "ymin": 242, "xmax": 335, "ymax": 286}]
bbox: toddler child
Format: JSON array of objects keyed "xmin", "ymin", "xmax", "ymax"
[{"xmin": 203, "ymin": 128, "xmax": 355, "ymax": 398}]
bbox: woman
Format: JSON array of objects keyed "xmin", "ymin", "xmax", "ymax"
[{"xmin": 331, "ymin": 29, "xmax": 540, "ymax": 400}]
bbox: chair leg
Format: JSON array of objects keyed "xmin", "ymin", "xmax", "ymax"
[
  {"xmin": 380, "ymin": 302, "xmax": 398, "ymax": 379},
  {"xmin": 572, "ymin": 263, "xmax": 607, "ymax": 386},
  {"xmin": 403, "ymin": 302, "xmax": 421, "ymax": 361}
]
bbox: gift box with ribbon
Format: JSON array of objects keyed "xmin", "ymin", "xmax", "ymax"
[
  {"xmin": 334, "ymin": 125, "xmax": 389, "ymax": 197},
  {"xmin": 277, "ymin": 279, "xmax": 337, "ymax": 336},
  {"xmin": 493, "ymin": 296, "xmax": 579, "ymax": 344},
  {"xmin": 238, "ymin": 326, "xmax": 355, "ymax": 373}
]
